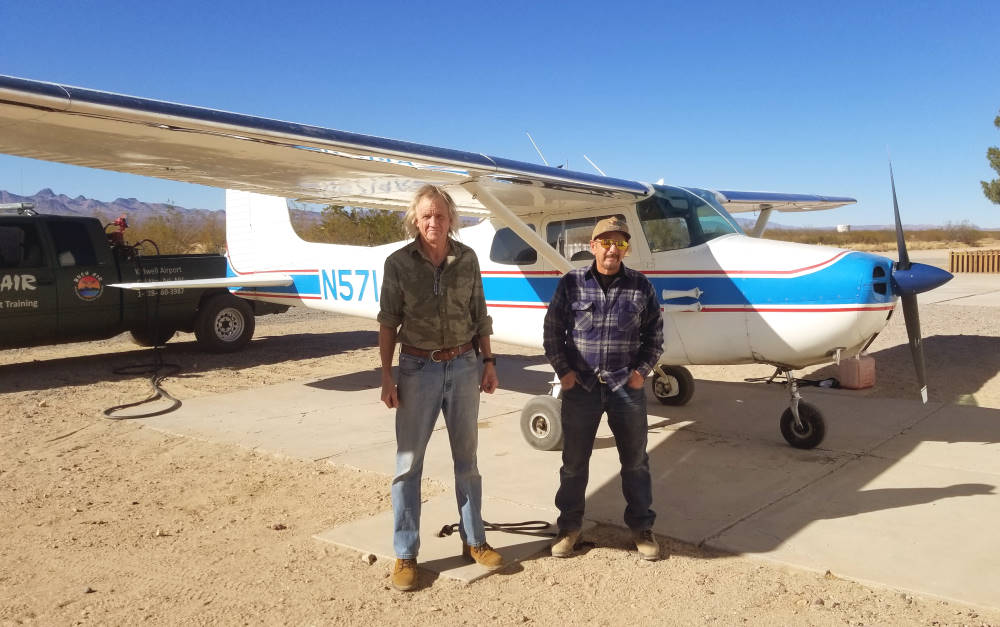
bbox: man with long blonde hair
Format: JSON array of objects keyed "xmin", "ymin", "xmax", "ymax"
[{"xmin": 377, "ymin": 184, "xmax": 502, "ymax": 591}]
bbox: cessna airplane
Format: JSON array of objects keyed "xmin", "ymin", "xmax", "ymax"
[{"xmin": 0, "ymin": 75, "xmax": 953, "ymax": 451}]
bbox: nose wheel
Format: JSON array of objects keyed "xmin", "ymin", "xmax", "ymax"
[{"xmin": 777, "ymin": 368, "xmax": 826, "ymax": 449}]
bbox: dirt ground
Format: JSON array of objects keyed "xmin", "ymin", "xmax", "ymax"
[{"xmin": 3, "ymin": 292, "xmax": 1000, "ymax": 625}]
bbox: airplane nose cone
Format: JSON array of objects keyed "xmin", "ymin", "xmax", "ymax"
[{"xmin": 891, "ymin": 262, "xmax": 953, "ymax": 296}]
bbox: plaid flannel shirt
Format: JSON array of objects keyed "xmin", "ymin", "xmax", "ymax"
[{"xmin": 543, "ymin": 263, "xmax": 664, "ymax": 392}]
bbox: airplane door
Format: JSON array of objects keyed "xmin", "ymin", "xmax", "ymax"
[
  {"xmin": 0, "ymin": 221, "xmax": 57, "ymax": 345},
  {"xmin": 45, "ymin": 220, "xmax": 120, "ymax": 341},
  {"xmin": 633, "ymin": 193, "xmax": 752, "ymax": 366}
]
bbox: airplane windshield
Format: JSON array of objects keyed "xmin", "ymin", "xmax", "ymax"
[{"xmin": 637, "ymin": 184, "xmax": 744, "ymax": 252}]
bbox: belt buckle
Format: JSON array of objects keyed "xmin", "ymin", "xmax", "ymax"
[{"xmin": 430, "ymin": 349, "xmax": 445, "ymax": 362}]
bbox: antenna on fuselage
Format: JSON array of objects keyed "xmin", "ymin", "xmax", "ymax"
[
  {"xmin": 583, "ymin": 154, "xmax": 606, "ymax": 176},
  {"xmin": 525, "ymin": 132, "xmax": 550, "ymax": 166}
]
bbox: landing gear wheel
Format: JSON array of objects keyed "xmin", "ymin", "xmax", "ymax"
[
  {"xmin": 780, "ymin": 402, "xmax": 826, "ymax": 449},
  {"xmin": 651, "ymin": 366, "xmax": 695, "ymax": 406},
  {"xmin": 129, "ymin": 327, "xmax": 176, "ymax": 347},
  {"xmin": 194, "ymin": 293, "xmax": 255, "ymax": 353},
  {"xmin": 520, "ymin": 395, "xmax": 563, "ymax": 451}
]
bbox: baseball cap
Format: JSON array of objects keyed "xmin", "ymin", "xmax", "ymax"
[{"xmin": 591, "ymin": 216, "xmax": 631, "ymax": 241}]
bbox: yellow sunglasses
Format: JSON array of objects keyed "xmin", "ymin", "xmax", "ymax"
[{"xmin": 595, "ymin": 238, "xmax": 630, "ymax": 250}]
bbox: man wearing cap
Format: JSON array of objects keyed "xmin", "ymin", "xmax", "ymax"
[
  {"xmin": 378, "ymin": 184, "xmax": 503, "ymax": 591},
  {"xmin": 542, "ymin": 215, "xmax": 664, "ymax": 560}
]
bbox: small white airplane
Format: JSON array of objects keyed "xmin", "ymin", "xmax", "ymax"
[{"xmin": 0, "ymin": 75, "xmax": 952, "ymax": 450}]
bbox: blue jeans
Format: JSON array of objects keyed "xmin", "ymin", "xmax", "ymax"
[
  {"xmin": 555, "ymin": 383, "xmax": 655, "ymax": 532},
  {"xmin": 392, "ymin": 349, "xmax": 484, "ymax": 559}
]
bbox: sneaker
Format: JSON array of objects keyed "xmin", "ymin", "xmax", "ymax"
[
  {"xmin": 463, "ymin": 542, "xmax": 504, "ymax": 571},
  {"xmin": 632, "ymin": 529, "xmax": 660, "ymax": 561},
  {"xmin": 463, "ymin": 542, "xmax": 504, "ymax": 570},
  {"xmin": 391, "ymin": 558, "xmax": 418, "ymax": 591},
  {"xmin": 550, "ymin": 529, "xmax": 580, "ymax": 558}
]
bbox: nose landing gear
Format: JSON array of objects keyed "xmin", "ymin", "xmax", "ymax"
[{"xmin": 776, "ymin": 368, "xmax": 826, "ymax": 449}]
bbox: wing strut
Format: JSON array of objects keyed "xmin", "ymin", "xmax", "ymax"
[
  {"xmin": 463, "ymin": 181, "xmax": 572, "ymax": 274},
  {"xmin": 748, "ymin": 207, "xmax": 773, "ymax": 237}
]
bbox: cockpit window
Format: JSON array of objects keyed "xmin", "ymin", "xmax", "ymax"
[{"xmin": 636, "ymin": 185, "xmax": 743, "ymax": 252}]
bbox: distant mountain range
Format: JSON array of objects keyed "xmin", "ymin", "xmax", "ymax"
[{"xmin": 0, "ymin": 188, "xmax": 322, "ymax": 228}]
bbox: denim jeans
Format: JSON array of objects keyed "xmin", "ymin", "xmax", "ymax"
[
  {"xmin": 555, "ymin": 382, "xmax": 655, "ymax": 532},
  {"xmin": 392, "ymin": 349, "xmax": 484, "ymax": 559}
]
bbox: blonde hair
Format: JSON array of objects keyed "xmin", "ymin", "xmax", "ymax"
[{"xmin": 404, "ymin": 184, "xmax": 460, "ymax": 238}]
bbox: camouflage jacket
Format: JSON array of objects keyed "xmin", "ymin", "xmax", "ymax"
[{"xmin": 377, "ymin": 238, "xmax": 493, "ymax": 349}]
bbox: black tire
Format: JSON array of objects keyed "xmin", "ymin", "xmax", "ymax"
[
  {"xmin": 194, "ymin": 293, "xmax": 255, "ymax": 353},
  {"xmin": 651, "ymin": 365, "xmax": 695, "ymax": 406},
  {"xmin": 129, "ymin": 327, "xmax": 176, "ymax": 347},
  {"xmin": 520, "ymin": 395, "xmax": 563, "ymax": 451},
  {"xmin": 779, "ymin": 402, "xmax": 826, "ymax": 449}
]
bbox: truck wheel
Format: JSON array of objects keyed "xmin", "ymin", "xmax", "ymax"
[
  {"xmin": 129, "ymin": 327, "xmax": 176, "ymax": 347},
  {"xmin": 195, "ymin": 293, "xmax": 255, "ymax": 353}
]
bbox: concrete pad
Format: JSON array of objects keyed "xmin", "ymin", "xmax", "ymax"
[
  {"xmin": 143, "ymin": 381, "xmax": 395, "ymax": 460},
  {"xmin": 710, "ymin": 400, "xmax": 1000, "ymax": 607},
  {"xmin": 313, "ymin": 494, "xmax": 587, "ymax": 583},
  {"xmin": 919, "ymin": 273, "xmax": 1000, "ymax": 306},
  {"xmin": 137, "ymin": 369, "xmax": 1000, "ymax": 608},
  {"xmin": 711, "ymin": 453, "xmax": 1000, "ymax": 606}
]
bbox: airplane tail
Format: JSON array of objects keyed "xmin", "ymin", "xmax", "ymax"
[{"xmin": 225, "ymin": 189, "xmax": 307, "ymax": 273}]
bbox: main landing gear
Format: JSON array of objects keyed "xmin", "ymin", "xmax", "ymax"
[
  {"xmin": 519, "ymin": 364, "xmax": 698, "ymax": 451},
  {"xmin": 518, "ymin": 364, "xmax": 828, "ymax": 451}
]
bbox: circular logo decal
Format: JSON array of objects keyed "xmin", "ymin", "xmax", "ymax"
[{"xmin": 74, "ymin": 272, "xmax": 104, "ymax": 301}]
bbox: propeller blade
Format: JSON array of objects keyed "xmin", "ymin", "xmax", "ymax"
[
  {"xmin": 889, "ymin": 160, "xmax": 938, "ymax": 403},
  {"xmin": 900, "ymin": 294, "xmax": 928, "ymax": 403},
  {"xmin": 889, "ymin": 161, "xmax": 910, "ymax": 270}
]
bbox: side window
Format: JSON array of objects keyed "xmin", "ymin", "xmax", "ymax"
[
  {"xmin": 546, "ymin": 214, "xmax": 626, "ymax": 261},
  {"xmin": 489, "ymin": 226, "xmax": 537, "ymax": 265},
  {"xmin": 0, "ymin": 224, "xmax": 44, "ymax": 268},
  {"xmin": 47, "ymin": 221, "xmax": 98, "ymax": 267}
]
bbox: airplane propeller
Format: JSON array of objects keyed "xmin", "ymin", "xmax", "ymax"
[{"xmin": 888, "ymin": 163, "xmax": 953, "ymax": 403}]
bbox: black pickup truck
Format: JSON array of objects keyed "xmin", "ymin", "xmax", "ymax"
[{"xmin": 0, "ymin": 204, "xmax": 284, "ymax": 352}]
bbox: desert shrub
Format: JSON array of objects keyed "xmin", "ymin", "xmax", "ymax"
[{"xmin": 295, "ymin": 205, "xmax": 405, "ymax": 246}]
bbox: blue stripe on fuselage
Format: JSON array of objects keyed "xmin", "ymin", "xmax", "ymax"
[{"xmin": 481, "ymin": 252, "xmax": 894, "ymax": 307}]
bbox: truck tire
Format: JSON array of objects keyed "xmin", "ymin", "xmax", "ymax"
[
  {"xmin": 130, "ymin": 327, "xmax": 176, "ymax": 347},
  {"xmin": 194, "ymin": 293, "xmax": 255, "ymax": 353}
]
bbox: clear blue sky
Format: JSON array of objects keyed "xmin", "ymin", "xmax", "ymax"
[{"xmin": 2, "ymin": 0, "xmax": 998, "ymax": 228}]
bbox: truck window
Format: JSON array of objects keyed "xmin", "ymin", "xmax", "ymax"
[
  {"xmin": 0, "ymin": 224, "xmax": 43, "ymax": 269},
  {"xmin": 47, "ymin": 221, "xmax": 98, "ymax": 267}
]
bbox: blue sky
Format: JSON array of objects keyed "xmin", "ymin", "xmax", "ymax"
[{"xmin": 2, "ymin": 0, "xmax": 998, "ymax": 227}]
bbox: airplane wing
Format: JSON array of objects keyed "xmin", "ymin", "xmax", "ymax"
[
  {"xmin": 715, "ymin": 190, "xmax": 856, "ymax": 213},
  {"xmin": 111, "ymin": 274, "xmax": 293, "ymax": 290},
  {"xmin": 0, "ymin": 75, "xmax": 648, "ymax": 218}
]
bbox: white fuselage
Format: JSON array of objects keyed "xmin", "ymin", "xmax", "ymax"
[{"xmin": 224, "ymin": 191, "xmax": 896, "ymax": 370}]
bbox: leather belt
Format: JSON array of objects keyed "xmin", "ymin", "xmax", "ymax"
[{"xmin": 401, "ymin": 342, "xmax": 475, "ymax": 362}]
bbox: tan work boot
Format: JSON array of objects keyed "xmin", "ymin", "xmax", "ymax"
[
  {"xmin": 550, "ymin": 529, "xmax": 580, "ymax": 558},
  {"xmin": 391, "ymin": 558, "xmax": 418, "ymax": 591},
  {"xmin": 633, "ymin": 529, "xmax": 660, "ymax": 561},
  {"xmin": 463, "ymin": 542, "xmax": 504, "ymax": 571}
]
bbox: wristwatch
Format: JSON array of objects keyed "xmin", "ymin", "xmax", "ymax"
[{"xmin": 482, "ymin": 356, "xmax": 497, "ymax": 365}]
